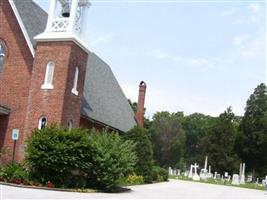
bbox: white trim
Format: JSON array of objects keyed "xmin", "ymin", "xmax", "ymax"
[
  {"xmin": 9, "ymin": 0, "xmax": 35, "ymax": 57},
  {"xmin": 34, "ymin": 32, "xmax": 90, "ymax": 54},
  {"xmin": 41, "ymin": 84, "xmax": 54, "ymax": 90},
  {"xmin": 72, "ymin": 67, "xmax": 79, "ymax": 96},
  {"xmin": 38, "ymin": 116, "xmax": 47, "ymax": 130},
  {"xmin": 71, "ymin": 88, "xmax": 79, "ymax": 96}
]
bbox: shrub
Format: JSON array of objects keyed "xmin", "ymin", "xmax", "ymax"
[
  {"xmin": 87, "ymin": 129, "xmax": 137, "ymax": 190},
  {"xmin": 152, "ymin": 166, "xmax": 168, "ymax": 182},
  {"xmin": 25, "ymin": 125, "xmax": 96, "ymax": 187},
  {"xmin": 120, "ymin": 174, "xmax": 144, "ymax": 185},
  {"xmin": 25, "ymin": 125, "xmax": 137, "ymax": 191},
  {"xmin": 0, "ymin": 163, "xmax": 28, "ymax": 183},
  {"xmin": 124, "ymin": 126, "xmax": 153, "ymax": 183}
]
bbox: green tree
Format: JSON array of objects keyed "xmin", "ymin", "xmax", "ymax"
[
  {"xmin": 182, "ymin": 113, "xmax": 216, "ymax": 166},
  {"xmin": 124, "ymin": 126, "xmax": 153, "ymax": 183},
  {"xmin": 150, "ymin": 112, "xmax": 186, "ymax": 168},
  {"xmin": 203, "ymin": 107, "xmax": 240, "ymax": 174},
  {"xmin": 236, "ymin": 83, "xmax": 267, "ymax": 178}
]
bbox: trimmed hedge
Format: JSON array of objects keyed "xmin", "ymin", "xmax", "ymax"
[{"xmin": 25, "ymin": 126, "xmax": 137, "ymax": 191}]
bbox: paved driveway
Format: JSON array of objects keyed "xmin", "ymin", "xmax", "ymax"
[{"xmin": 1, "ymin": 179, "xmax": 267, "ymax": 199}]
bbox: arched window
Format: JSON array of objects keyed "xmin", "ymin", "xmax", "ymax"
[
  {"xmin": 67, "ymin": 120, "xmax": 73, "ymax": 130},
  {"xmin": 0, "ymin": 42, "xmax": 6, "ymax": 77},
  {"xmin": 71, "ymin": 67, "xmax": 79, "ymax": 95},
  {"xmin": 41, "ymin": 61, "xmax": 55, "ymax": 89},
  {"xmin": 38, "ymin": 116, "xmax": 47, "ymax": 130}
]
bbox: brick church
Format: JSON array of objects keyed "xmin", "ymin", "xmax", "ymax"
[{"xmin": 0, "ymin": 0, "xmax": 147, "ymax": 162}]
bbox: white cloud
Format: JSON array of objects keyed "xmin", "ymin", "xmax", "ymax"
[
  {"xmin": 89, "ymin": 33, "xmax": 114, "ymax": 47},
  {"xmin": 233, "ymin": 35, "xmax": 249, "ymax": 46},
  {"xmin": 222, "ymin": 8, "xmax": 238, "ymax": 17},
  {"xmin": 248, "ymin": 3, "xmax": 260, "ymax": 13}
]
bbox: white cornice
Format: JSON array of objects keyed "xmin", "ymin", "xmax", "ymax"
[
  {"xmin": 9, "ymin": 0, "xmax": 35, "ymax": 57},
  {"xmin": 34, "ymin": 32, "xmax": 90, "ymax": 54}
]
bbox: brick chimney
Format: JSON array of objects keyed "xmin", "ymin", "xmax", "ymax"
[{"xmin": 135, "ymin": 81, "xmax": 146, "ymax": 128}]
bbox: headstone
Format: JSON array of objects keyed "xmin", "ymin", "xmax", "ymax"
[
  {"xmin": 168, "ymin": 167, "xmax": 173, "ymax": 176},
  {"xmin": 188, "ymin": 165, "xmax": 193, "ymax": 178},
  {"xmin": 173, "ymin": 169, "xmax": 177, "ymax": 176},
  {"xmin": 216, "ymin": 174, "xmax": 221, "ymax": 180},
  {"xmin": 192, "ymin": 163, "xmax": 200, "ymax": 181},
  {"xmin": 200, "ymin": 156, "xmax": 209, "ymax": 180},
  {"xmin": 247, "ymin": 175, "xmax": 252, "ymax": 182},
  {"xmin": 214, "ymin": 171, "xmax": 217, "ymax": 179},
  {"xmin": 240, "ymin": 163, "xmax": 245, "ymax": 184},
  {"xmin": 232, "ymin": 174, "xmax": 240, "ymax": 185},
  {"xmin": 177, "ymin": 169, "xmax": 181, "ymax": 176}
]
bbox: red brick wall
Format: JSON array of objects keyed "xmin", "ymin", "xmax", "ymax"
[
  {"xmin": 24, "ymin": 42, "xmax": 88, "ymax": 145},
  {"xmin": 80, "ymin": 117, "xmax": 106, "ymax": 132},
  {"xmin": 80, "ymin": 117, "xmax": 121, "ymax": 133},
  {"xmin": 0, "ymin": 0, "xmax": 34, "ymax": 162}
]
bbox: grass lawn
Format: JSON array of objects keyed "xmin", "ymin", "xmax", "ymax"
[{"xmin": 169, "ymin": 175, "xmax": 266, "ymax": 191}]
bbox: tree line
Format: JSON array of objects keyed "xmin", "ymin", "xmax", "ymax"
[{"xmin": 130, "ymin": 83, "xmax": 267, "ymax": 179}]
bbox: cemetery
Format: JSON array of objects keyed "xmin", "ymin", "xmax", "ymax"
[{"xmin": 168, "ymin": 156, "xmax": 267, "ymax": 191}]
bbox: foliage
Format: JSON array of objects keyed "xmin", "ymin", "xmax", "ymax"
[
  {"xmin": 120, "ymin": 174, "xmax": 144, "ymax": 186},
  {"xmin": 0, "ymin": 163, "xmax": 28, "ymax": 183},
  {"xmin": 88, "ymin": 129, "xmax": 137, "ymax": 190},
  {"xmin": 0, "ymin": 148, "xmax": 12, "ymax": 167},
  {"xmin": 124, "ymin": 126, "xmax": 153, "ymax": 183},
  {"xmin": 25, "ymin": 126, "xmax": 137, "ymax": 191},
  {"xmin": 236, "ymin": 83, "xmax": 267, "ymax": 177},
  {"xmin": 152, "ymin": 166, "xmax": 168, "ymax": 182},
  {"xmin": 203, "ymin": 107, "xmax": 240, "ymax": 174},
  {"xmin": 25, "ymin": 126, "xmax": 95, "ymax": 187},
  {"xmin": 150, "ymin": 112, "xmax": 186, "ymax": 168},
  {"xmin": 182, "ymin": 113, "xmax": 216, "ymax": 166}
]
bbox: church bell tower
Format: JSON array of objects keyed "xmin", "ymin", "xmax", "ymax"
[{"xmin": 24, "ymin": 0, "xmax": 91, "ymax": 142}]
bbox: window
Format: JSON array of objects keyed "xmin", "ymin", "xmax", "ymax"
[
  {"xmin": 0, "ymin": 42, "xmax": 6, "ymax": 77},
  {"xmin": 41, "ymin": 61, "xmax": 55, "ymax": 89},
  {"xmin": 67, "ymin": 120, "xmax": 73, "ymax": 130},
  {"xmin": 71, "ymin": 67, "xmax": 79, "ymax": 95},
  {"xmin": 38, "ymin": 116, "xmax": 47, "ymax": 130}
]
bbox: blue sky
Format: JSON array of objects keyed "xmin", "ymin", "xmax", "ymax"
[{"xmin": 34, "ymin": 0, "xmax": 266, "ymax": 118}]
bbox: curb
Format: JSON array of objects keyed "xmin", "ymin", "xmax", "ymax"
[{"xmin": 0, "ymin": 181, "xmax": 96, "ymax": 193}]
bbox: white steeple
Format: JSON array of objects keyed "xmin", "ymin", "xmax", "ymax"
[{"xmin": 35, "ymin": 0, "xmax": 91, "ymax": 53}]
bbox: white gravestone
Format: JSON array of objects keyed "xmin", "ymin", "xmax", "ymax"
[
  {"xmin": 168, "ymin": 167, "xmax": 173, "ymax": 176},
  {"xmin": 232, "ymin": 174, "xmax": 240, "ymax": 185},
  {"xmin": 200, "ymin": 156, "xmax": 209, "ymax": 180},
  {"xmin": 192, "ymin": 163, "xmax": 200, "ymax": 181},
  {"xmin": 240, "ymin": 163, "xmax": 245, "ymax": 184},
  {"xmin": 188, "ymin": 165, "xmax": 193, "ymax": 178}
]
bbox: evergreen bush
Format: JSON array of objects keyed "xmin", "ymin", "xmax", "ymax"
[
  {"xmin": 152, "ymin": 166, "xmax": 168, "ymax": 182},
  {"xmin": 124, "ymin": 126, "xmax": 153, "ymax": 183}
]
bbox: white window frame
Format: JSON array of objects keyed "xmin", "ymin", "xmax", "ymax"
[
  {"xmin": 0, "ymin": 42, "xmax": 6, "ymax": 76},
  {"xmin": 68, "ymin": 120, "xmax": 73, "ymax": 130},
  {"xmin": 71, "ymin": 67, "xmax": 79, "ymax": 95},
  {"xmin": 41, "ymin": 61, "xmax": 55, "ymax": 90},
  {"xmin": 38, "ymin": 116, "xmax": 47, "ymax": 130}
]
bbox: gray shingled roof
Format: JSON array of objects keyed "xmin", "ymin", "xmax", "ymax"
[
  {"xmin": 82, "ymin": 53, "xmax": 136, "ymax": 132},
  {"xmin": 12, "ymin": 0, "xmax": 136, "ymax": 132},
  {"xmin": 13, "ymin": 0, "xmax": 47, "ymax": 48}
]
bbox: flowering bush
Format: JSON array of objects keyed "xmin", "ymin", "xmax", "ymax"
[{"xmin": 124, "ymin": 174, "xmax": 144, "ymax": 185}]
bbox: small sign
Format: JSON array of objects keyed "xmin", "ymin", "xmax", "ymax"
[{"xmin": 12, "ymin": 129, "xmax": 19, "ymax": 140}]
